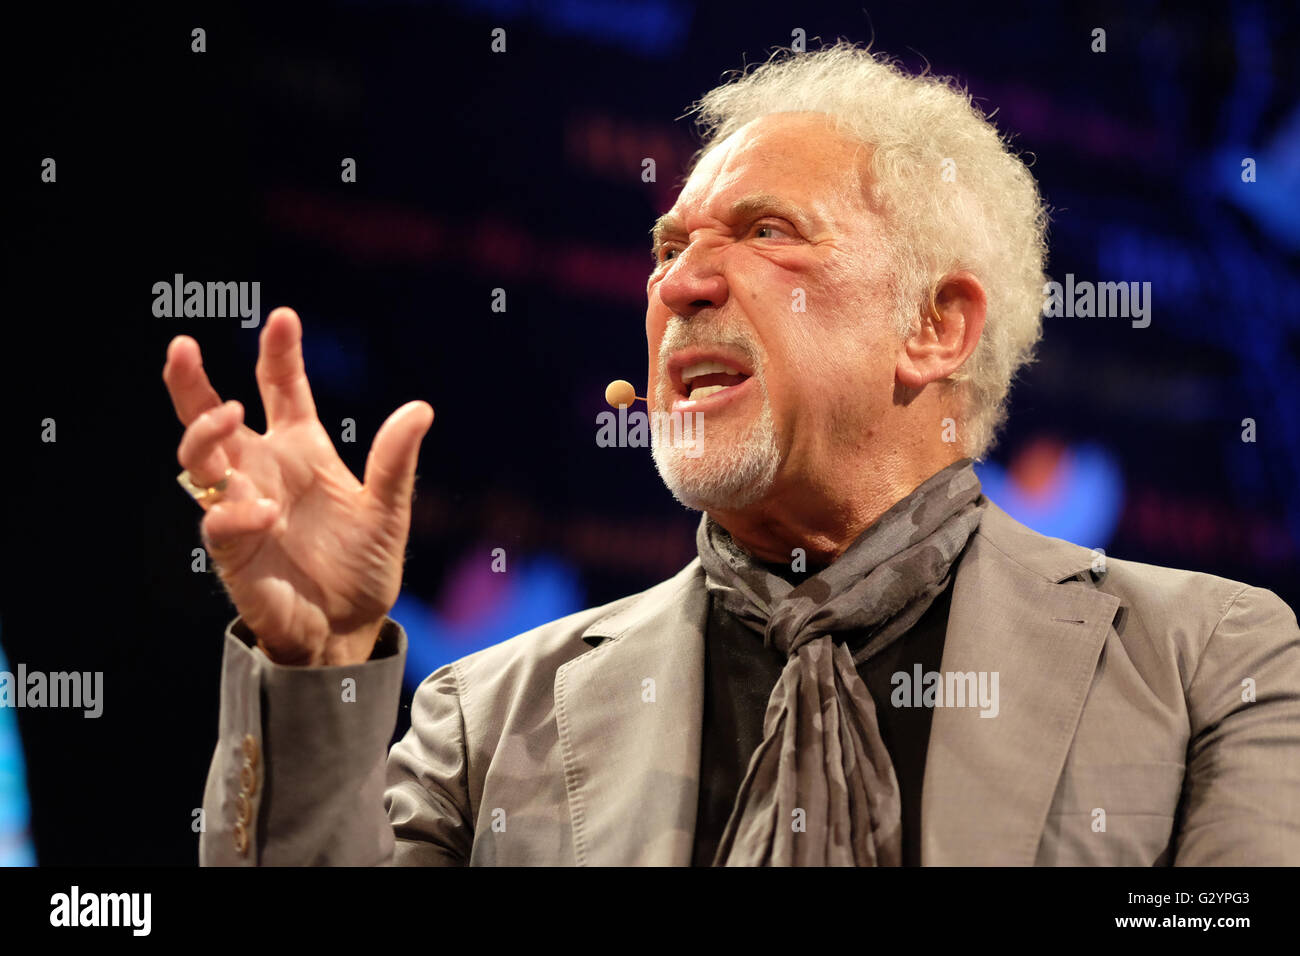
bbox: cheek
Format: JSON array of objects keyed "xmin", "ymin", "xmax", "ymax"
[
  {"xmin": 821, "ymin": 336, "xmax": 898, "ymax": 409},
  {"xmin": 751, "ymin": 253, "xmax": 900, "ymax": 419},
  {"xmin": 769, "ymin": 322, "xmax": 896, "ymax": 422},
  {"xmin": 804, "ymin": 273, "xmax": 900, "ymax": 383},
  {"xmin": 644, "ymin": 318, "xmax": 667, "ymax": 392}
]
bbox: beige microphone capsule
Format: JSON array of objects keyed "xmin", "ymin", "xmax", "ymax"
[{"xmin": 605, "ymin": 379, "xmax": 646, "ymax": 408}]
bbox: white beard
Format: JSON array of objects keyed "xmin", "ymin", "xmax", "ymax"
[
  {"xmin": 651, "ymin": 393, "xmax": 780, "ymax": 511},
  {"xmin": 649, "ymin": 321, "xmax": 782, "ymax": 512}
]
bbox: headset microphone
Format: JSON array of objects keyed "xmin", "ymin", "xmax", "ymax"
[{"xmin": 604, "ymin": 380, "xmax": 646, "ymax": 408}]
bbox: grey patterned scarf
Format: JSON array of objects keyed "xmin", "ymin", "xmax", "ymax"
[{"xmin": 696, "ymin": 458, "xmax": 986, "ymax": 866}]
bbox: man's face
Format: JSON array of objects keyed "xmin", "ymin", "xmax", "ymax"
[{"xmin": 646, "ymin": 112, "xmax": 906, "ymax": 513}]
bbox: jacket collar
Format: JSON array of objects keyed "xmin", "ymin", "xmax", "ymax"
[{"xmin": 973, "ymin": 497, "xmax": 1110, "ymax": 585}]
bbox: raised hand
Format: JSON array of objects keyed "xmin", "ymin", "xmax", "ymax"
[{"xmin": 163, "ymin": 307, "xmax": 434, "ymax": 666}]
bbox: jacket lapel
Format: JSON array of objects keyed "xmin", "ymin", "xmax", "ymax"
[
  {"xmin": 554, "ymin": 560, "xmax": 708, "ymax": 865},
  {"xmin": 920, "ymin": 501, "xmax": 1122, "ymax": 864}
]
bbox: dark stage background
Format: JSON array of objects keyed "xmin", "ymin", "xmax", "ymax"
[{"xmin": 4, "ymin": 0, "xmax": 1297, "ymax": 864}]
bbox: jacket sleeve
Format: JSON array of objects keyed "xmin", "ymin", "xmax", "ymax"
[
  {"xmin": 199, "ymin": 615, "xmax": 409, "ymax": 866},
  {"xmin": 384, "ymin": 662, "xmax": 476, "ymax": 864},
  {"xmin": 1175, "ymin": 585, "xmax": 1300, "ymax": 864}
]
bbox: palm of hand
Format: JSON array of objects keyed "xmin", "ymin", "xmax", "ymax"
[{"xmin": 164, "ymin": 307, "xmax": 433, "ymax": 666}]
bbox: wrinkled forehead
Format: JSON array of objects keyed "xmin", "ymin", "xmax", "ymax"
[{"xmin": 677, "ymin": 112, "xmax": 870, "ymax": 216}]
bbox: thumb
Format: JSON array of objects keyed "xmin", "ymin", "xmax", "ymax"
[{"xmin": 364, "ymin": 400, "xmax": 435, "ymax": 512}]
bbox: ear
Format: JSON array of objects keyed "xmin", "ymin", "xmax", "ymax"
[{"xmin": 895, "ymin": 271, "xmax": 987, "ymax": 390}]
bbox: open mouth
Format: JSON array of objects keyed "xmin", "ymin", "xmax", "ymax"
[{"xmin": 677, "ymin": 358, "xmax": 752, "ymax": 401}]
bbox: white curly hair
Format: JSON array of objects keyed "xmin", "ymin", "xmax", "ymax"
[{"xmin": 684, "ymin": 40, "xmax": 1049, "ymax": 460}]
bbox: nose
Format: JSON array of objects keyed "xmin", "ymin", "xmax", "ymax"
[{"xmin": 654, "ymin": 243, "xmax": 729, "ymax": 319}]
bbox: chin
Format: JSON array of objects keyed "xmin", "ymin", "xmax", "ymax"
[{"xmin": 651, "ymin": 413, "xmax": 780, "ymax": 513}]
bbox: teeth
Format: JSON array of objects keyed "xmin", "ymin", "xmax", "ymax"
[
  {"xmin": 682, "ymin": 359, "xmax": 739, "ymax": 377},
  {"xmin": 688, "ymin": 385, "xmax": 729, "ymax": 400},
  {"xmin": 681, "ymin": 359, "xmax": 742, "ymax": 389}
]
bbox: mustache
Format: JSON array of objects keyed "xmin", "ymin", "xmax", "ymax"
[{"xmin": 655, "ymin": 318, "xmax": 762, "ymax": 378}]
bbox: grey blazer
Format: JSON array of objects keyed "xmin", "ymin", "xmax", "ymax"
[{"xmin": 199, "ymin": 500, "xmax": 1300, "ymax": 866}]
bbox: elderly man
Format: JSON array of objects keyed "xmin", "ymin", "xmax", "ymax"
[{"xmin": 166, "ymin": 43, "xmax": 1300, "ymax": 866}]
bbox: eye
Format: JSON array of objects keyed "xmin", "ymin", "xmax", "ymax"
[
  {"xmin": 654, "ymin": 244, "xmax": 681, "ymax": 266},
  {"xmin": 752, "ymin": 220, "xmax": 793, "ymax": 240}
]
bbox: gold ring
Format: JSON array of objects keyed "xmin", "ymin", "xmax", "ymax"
[{"xmin": 178, "ymin": 467, "xmax": 232, "ymax": 505}]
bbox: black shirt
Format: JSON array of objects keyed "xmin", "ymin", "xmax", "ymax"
[{"xmin": 690, "ymin": 574, "xmax": 954, "ymax": 866}]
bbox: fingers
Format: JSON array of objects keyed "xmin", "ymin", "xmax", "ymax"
[
  {"xmin": 178, "ymin": 400, "xmax": 245, "ymax": 486},
  {"xmin": 201, "ymin": 498, "xmax": 280, "ymax": 562},
  {"xmin": 163, "ymin": 335, "xmax": 223, "ymax": 426},
  {"xmin": 363, "ymin": 401, "xmax": 435, "ymax": 512},
  {"xmin": 255, "ymin": 307, "xmax": 318, "ymax": 429}
]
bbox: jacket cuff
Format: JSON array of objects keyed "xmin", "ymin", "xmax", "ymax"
[{"xmin": 199, "ymin": 616, "xmax": 407, "ymax": 866}]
